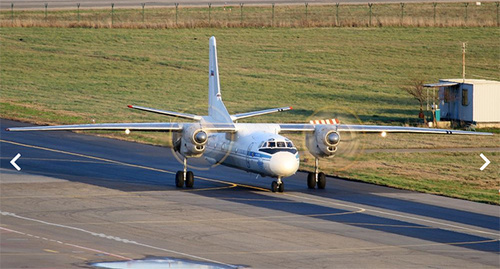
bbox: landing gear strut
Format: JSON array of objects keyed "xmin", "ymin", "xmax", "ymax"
[
  {"xmin": 307, "ymin": 158, "xmax": 326, "ymax": 189},
  {"xmin": 271, "ymin": 177, "xmax": 284, "ymax": 193},
  {"xmin": 176, "ymin": 158, "xmax": 194, "ymax": 188}
]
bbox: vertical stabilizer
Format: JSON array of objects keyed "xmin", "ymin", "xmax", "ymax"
[{"xmin": 208, "ymin": 36, "xmax": 232, "ymax": 123}]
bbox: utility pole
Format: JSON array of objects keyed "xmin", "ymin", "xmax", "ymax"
[{"xmin": 462, "ymin": 42, "xmax": 466, "ymax": 83}]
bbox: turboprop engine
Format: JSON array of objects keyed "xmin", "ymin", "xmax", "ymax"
[
  {"xmin": 306, "ymin": 125, "xmax": 340, "ymax": 158},
  {"xmin": 172, "ymin": 124, "xmax": 208, "ymax": 158}
]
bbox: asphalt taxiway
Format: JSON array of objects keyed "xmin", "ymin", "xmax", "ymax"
[{"xmin": 1, "ymin": 119, "xmax": 498, "ymax": 268}]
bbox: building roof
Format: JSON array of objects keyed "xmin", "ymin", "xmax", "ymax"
[{"xmin": 440, "ymin": 79, "xmax": 500, "ymax": 85}]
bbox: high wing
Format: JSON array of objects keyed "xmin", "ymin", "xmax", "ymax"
[
  {"xmin": 278, "ymin": 123, "xmax": 493, "ymax": 135},
  {"xmin": 6, "ymin": 122, "xmax": 183, "ymax": 132},
  {"xmin": 231, "ymin": 107, "xmax": 292, "ymax": 121},
  {"xmin": 6, "ymin": 122, "xmax": 236, "ymax": 132}
]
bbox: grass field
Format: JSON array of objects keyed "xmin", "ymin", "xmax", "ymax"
[{"xmin": 1, "ymin": 27, "xmax": 498, "ymax": 204}]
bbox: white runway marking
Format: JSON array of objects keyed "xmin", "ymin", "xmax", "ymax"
[{"xmin": 0, "ymin": 211, "xmax": 237, "ymax": 268}]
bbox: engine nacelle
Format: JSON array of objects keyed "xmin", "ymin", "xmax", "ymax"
[
  {"xmin": 306, "ymin": 126, "xmax": 340, "ymax": 158},
  {"xmin": 172, "ymin": 124, "xmax": 208, "ymax": 158}
]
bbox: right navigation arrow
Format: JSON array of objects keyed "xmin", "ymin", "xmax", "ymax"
[{"xmin": 479, "ymin": 153, "xmax": 490, "ymax": 171}]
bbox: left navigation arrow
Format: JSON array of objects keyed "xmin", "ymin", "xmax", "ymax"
[{"xmin": 10, "ymin": 153, "xmax": 21, "ymax": 171}]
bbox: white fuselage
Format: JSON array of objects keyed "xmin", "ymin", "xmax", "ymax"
[{"xmin": 204, "ymin": 124, "xmax": 300, "ymax": 178}]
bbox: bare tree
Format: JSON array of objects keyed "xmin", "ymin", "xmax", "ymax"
[{"xmin": 403, "ymin": 80, "xmax": 427, "ymax": 124}]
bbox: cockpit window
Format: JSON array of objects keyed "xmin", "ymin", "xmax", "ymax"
[{"xmin": 258, "ymin": 139, "xmax": 297, "ymax": 154}]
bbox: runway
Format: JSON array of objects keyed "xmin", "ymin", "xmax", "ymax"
[{"xmin": 1, "ymin": 118, "xmax": 498, "ymax": 268}]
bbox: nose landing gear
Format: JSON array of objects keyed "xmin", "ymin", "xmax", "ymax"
[{"xmin": 271, "ymin": 177, "xmax": 284, "ymax": 193}]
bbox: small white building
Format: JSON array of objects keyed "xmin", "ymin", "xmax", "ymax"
[{"xmin": 426, "ymin": 79, "xmax": 500, "ymax": 127}]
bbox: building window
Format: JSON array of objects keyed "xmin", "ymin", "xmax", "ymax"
[{"xmin": 462, "ymin": 89, "xmax": 469, "ymax": 106}]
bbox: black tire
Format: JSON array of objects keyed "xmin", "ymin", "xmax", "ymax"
[
  {"xmin": 271, "ymin": 181, "xmax": 278, "ymax": 192},
  {"xmin": 278, "ymin": 182, "xmax": 284, "ymax": 193},
  {"xmin": 185, "ymin": 171, "xmax": 194, "ymax": 188},
  {"xmin": 307, "ymin": 172, "xmax": 316, "ymax": 189},
  {"xmin": 175, "ymin": 171, "xmax": 184, "ymax": 188},
  {"xmin": 317, "ymin": 172, "xmax": 326, "ymax": 189}
]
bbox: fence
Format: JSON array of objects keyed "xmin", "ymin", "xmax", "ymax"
[{"xmin": 1, "ymin": 2, "xmax": 498, "ymax": 28}]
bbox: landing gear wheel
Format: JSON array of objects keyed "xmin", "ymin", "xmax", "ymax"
[
  {"xmin": 175, "ymin": 171, "xmax": 184, "ymax": 188},
  {"xmin": 307, "ymin": 172, "xmax": 316, "ymax": 189},
  {"xmin": 317, "ymin": 172, "xmax": 326, "ymax": 189},
  {"xmin": 278, "ymin": 182, "xmax": 285, "ymax": 193},
  {"xmin": 271, "ymin": 181, "xmax": 279, "ymax": 192},
  {"xmin": 185, "ymin": 171, "xmax": 194, "ymax": 188}
]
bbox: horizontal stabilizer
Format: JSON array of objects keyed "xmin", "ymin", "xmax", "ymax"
[
  {"xmin": 128, "ymin": 105, "xmax": 201, "ymax": 121},
  {"xmin": 231, "ymin": 107, "xmax": 292, "ymax": 121}
]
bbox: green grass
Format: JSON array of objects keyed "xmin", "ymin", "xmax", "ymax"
[{"xmin": 1, "ymin": 27, "xmax": 498, "ymax": 203}]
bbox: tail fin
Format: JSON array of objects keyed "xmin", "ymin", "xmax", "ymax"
[{"xmin": 208, "ymin": 36, "xmax": 232, "ymax": 123}]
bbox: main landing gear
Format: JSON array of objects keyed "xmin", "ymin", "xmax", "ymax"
[
  {"xmin": 175, "ymin": 158, "xmax": 194, "ymax": 188},
  {"xmin": 271, "ymin": 177, "xmax": 284, "ymax": 193},
  {"xmin": 307, "ymin": 158, "xmax": 326, "ymax": 189}
]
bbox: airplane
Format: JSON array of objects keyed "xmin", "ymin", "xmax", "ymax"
[{"xmin": 7, "ymin": 36, "xmax": 492, "ymax": 193}]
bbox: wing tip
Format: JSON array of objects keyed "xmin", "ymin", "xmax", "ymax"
[
  {"xmin": 5, "ymin": 128, "xmax": 10, "ymax": 131},
  {"xmin": 127, "ymin": 105, "xmax": 133, "ymax": 108},
  {"xmin": 289, "ymin": 106, "xmax": 293, "ymax": 110}
]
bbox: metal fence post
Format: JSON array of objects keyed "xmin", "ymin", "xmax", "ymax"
[
  {"xmin": 272, "ymin": 3, "xmax": 275, "ymax": 27},
  {"xmin": 141, "ymin": 3, "xmax": 145, "ymax": 22},
  {"xmin": 11, "ymin": 3, "xmax": 14, "ymax": 25},
  {"xmin": 497, "ymin": 2, "xmax": 499, "ymax": 27},
  {"xmin": 464, "ymin": 2, "xmax": 469, "ymax": 25},
  {"xmin": 400, "ymin": 3, "xmax": 405, "ymax": 26},
  {"xmin": 305, "ymin": 2, "xmax": 308, "ymax": 22},
  {"xmin": 433, "ymin": 2, "xmax": 437, "ymax": 26},
  {"xmin": 44, "ymin": 3, "xmax": 48, "ymax": 21},
  {"xmin": 175, "ymin": 3, "xmax": 179, "ymax": 25},
  {"xmin": 111, "ymin": 3, "xmax": 114, "ymax": 26},
  {"xmin": 240, "ymin": 3, "xmax": 244, "ymax": 24},
  {"xmin": 208, "ymin": 3, "xmax": 212, "ymax": 25},
  {"xmin": 368, "ymin": 3, "xmax": 373, "ymax": 26},
  {"xmin": 77, "ymin": 3, "xmax": 80, "ymax": 22},
  {"xmin": 336, "ymin": 3, "xmax": 340, "ymax": 26}
]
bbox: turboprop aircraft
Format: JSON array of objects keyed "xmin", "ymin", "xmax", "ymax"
[{"xmin": 7, "ymin": 37, "xmax": 492, "ymax": 192}]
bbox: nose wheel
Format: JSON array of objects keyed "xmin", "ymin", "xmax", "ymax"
[
  {"xmin": 271, "ymin": 177, "xmax": 284, "ymax": 193},
  {"xmin": 175, "ymin": 158, "xmax": 194, "ymax": 188},
  {"xmin": 307, "ymin": 158, "xmax": 326, "ymax": 189}
]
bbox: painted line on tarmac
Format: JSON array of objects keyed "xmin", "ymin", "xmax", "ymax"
[
  {"xmin": 193, "ymin": 238, "xmax": 500, "ymax": 256},
  {"xmin": 2, "ymin": 139, "xmax": 497, "ymax": 239},
  {"xmin": 0, "ymin": 211, "xmax": 237, "ymax": 268},
  {"xmin": 1, "ymin": 139, "xmax": 238, "ymax": 192},
  {"xmin": 0, "ymin": 225, "xmax": 132, "ymax": 261}
]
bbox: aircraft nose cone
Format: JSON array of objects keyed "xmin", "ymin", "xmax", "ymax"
[{"xmin": 269, "ymin": 152, "xmax": 299, "ymax": 177}]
